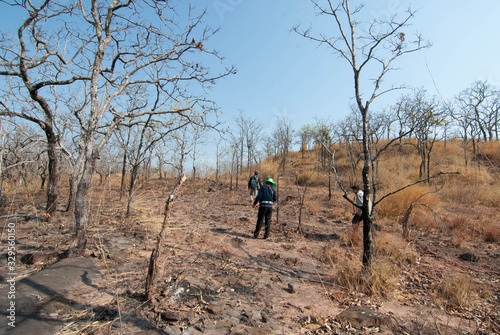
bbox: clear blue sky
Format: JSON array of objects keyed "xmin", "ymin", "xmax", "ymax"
[
  {"xmin": 194, "ymin": 0, "xmax": 500, "ymax": 138},
  {"xmin": 2, "ymin": 1, "xmax": 499, "ymax": 169}
]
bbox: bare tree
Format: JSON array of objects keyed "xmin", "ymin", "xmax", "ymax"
[
  {"xmin": 311, "ymin": 118, "xmax": 334, "ymax": 171},
  {"xmin": 234, "ymin": 111, "xmax": 262, "ymax": 175},
  {"xmin": 0, "ymin": 1, "xmax": 76, "ymax": 218},
  {"xmin": 407, "ymin": 90, "xmax": 445, "ymax": 180},
  {"xmin": 272, "ymin": 113, "xmax": 294, "ymax": 184},
  {"xmin": 295, "ymin": 0, "xmax": 430, "ymax": 269},
  {"xmin": 0, "ymin": 1, "xmax": 235, "ymax": 257},
  {"xmin": 456, "ymin": 80, "xmax": 500, "ymax": 142},
  {"xmin": 297, "ymin": 124, "xmax": 315, "ymax": 158}
]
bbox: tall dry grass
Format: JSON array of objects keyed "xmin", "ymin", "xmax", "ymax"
[
  {"xmin": 333, "ymin": 232, "xmax": 416, "ymax": 296},
  {"xmin": 321, "ymin": 140, "xmax": 499, "ymax": 217},
  {"xmin": 433, "ymin": 273, "xmax": 489, "ymax": 309}
]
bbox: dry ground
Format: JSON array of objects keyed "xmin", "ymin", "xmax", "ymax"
[{"xmin": 1, "ymin": 176, "xmax": 499, "ymax": 334}]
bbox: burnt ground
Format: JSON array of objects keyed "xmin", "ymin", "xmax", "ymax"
[{"xmin": 0, "ymin": 177, "xmax": 499, "ymax": 334}]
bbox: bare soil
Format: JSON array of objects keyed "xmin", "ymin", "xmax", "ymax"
[{"xmin": 1, "ymin": 177, "xmax": 499, "ymax": 334}]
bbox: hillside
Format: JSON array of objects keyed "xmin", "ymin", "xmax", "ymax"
[{"xmin": 0, "ymin": 140, "xmax": 499, "ymax": 334}]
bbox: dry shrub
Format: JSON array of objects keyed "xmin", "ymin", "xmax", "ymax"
[
  {"xmin": 319, "ymin": 242, "xmax": 343, "ymax": 265},
  {"xmin": 307, "ymin": 203, "xmax": 318, "ymax": 215},
  {"xmin": 334, "ymin": 257, "xmax": 400, "ymax": 297},
  {"xmin": 410, "ymin": 207, "xmax": 439, "ymax": 232},
  {"xmin": 297, "ymin": 171, "xmax": 325, "ymax": 186},
  {"xmin": 476, "ymin": 180, "xmax": 500, "ymax": 207},
  {"xmin": 480, "ymin": 140, "xmax": 500, "ymax": 166},
  {"xmin": 441, "ymin": 168, "xmax": 498, "ymax": 206},
  {"xmin": 374, "ymin": 232, "xmax": 417, "ymax": 267},
  {"xmin": 434, "ymin": 274, "xmax": 479, "ymax": 308},
  {"xmin": 341, "ymin": 224, "xmax": 362, "ymax": 247},
  {"xmin": 483, "ymin": 221, "xmax": 500, "ymax": 243},
  {"xmin": 376, "ymin": 184, "xmax": 435, "ymax": 219},
  {"xmin": 447, "ymin": 215, "xmax": 467, "ymax": 230},
  {"xmin": 253, "ymin": 160, "xmax": 279, "ymax": 181},
  {"xmin": 334, "ymin": 256, "xmax": 362, "ymax": 291},
  {"xmin": 444, "ymin": 215, "xmax": 471, "ymax": 241}
]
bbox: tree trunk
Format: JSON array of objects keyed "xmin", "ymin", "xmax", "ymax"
[
  {"xmin": 120, "ymin": 151, "xmax": 127, "ymax": 200},
  {"xmin": 126, "ymin": 164, "xmax": 139, "ymax": 217},
  {"xmin": 361, "ymin": 109, "xmax": 373, "ymax": 270},
  {"xmin": 45, "ymin": 129, "xmax": 59, "ymax": 218},
  {"xmin": 66, "ymin": 153, "xmax": 85, "ymax": 213}
]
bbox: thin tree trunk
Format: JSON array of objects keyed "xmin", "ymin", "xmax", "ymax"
[
  {"xmin": 126, "ymin": 164, "xmax": 139, "ymax": 216},
  {"xmin": 145, "ymin": 175, "xmax": 187, "ymax": 303},
  {"xmin": 45, "ymin": 129, "xmax": 59, "ymax": 217},
  {"xmin": 361, "ymin": 108, "xmax": 373, "ymax": 270}
]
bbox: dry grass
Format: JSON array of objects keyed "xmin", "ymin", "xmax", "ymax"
[
  {"xmin": 441, "ymin": 167, "xmax": 500, "ymax": 206},
  {"xmin": 334, "ymin": 231, "xmax": 417, "ymax": 296},
  {"xmin": 334, "ymin": 256, "xmax": 400, "ymax": 297},
  {"xmin": 307, "ymin": 202, "xmax": 319, "ymax": 215},
  {"xmin": 433, "ymin": 273, "xmax": 480, "ymax": 309},
  {"xmin": 376, "ymin": 184, "xmax": 438, "ymax": 219},
  {"xmin": 319, "ymin": 242, "xmax": 343, "ymax": 265},
  {"xmin": 340, "ymin": 224, "xmax": 362, "ymax": 247},
  {"xmin": 373, "ymin": 232, "xmax": 417, "ymax": 267},
  {"xmin": 483, "ymin": 220, "xmax": 500, "ymax": 243},
  {"xmin": 297, "ymin": 170, "xmax": 326, "ymax": 186}
]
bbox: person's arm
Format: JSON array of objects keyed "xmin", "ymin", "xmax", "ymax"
[{"xmin": 253, "ymin": 187, "xmax": 262, "ymax": 207}]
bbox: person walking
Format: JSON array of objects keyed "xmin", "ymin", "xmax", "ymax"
[
  {"xmin": 252, "ymin": 177, "xmax": 277, "ymax": 239},
  {"xmin": 351, "ymin": 185, "xmax": 372, "ymax": 224},
  {"xmin": 248, "ymin": 171, "xmax": 261, "ymax": 202}
]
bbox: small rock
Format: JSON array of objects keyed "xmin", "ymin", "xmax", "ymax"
[
  {"xmin": 206, "ymin": 304, "xmax": 223, "ymax": 315},
  {"xmin": 459, "ymin": 252, "xmax": 479, "ymax": 262},
  {"xmin": 336, "ymin": 306, "xmax": 392, "ymax": 328}
]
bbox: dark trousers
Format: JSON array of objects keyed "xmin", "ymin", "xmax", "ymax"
[
  {"xmin": 254, "ymin": 206, "xmax": 272, "ymax": 238},
  {"xmin": 352, "ymin": 213, "xmax": 362, "ymax": 225}
]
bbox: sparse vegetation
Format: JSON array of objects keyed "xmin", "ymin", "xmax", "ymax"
[{"xmin": 1, "ymin": 139, "xmax": 499, "ymax": 334}]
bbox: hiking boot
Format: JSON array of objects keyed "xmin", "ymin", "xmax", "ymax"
[{"xmin": 252, "ymin": 233, "xmax": 257, "ymax": 239}]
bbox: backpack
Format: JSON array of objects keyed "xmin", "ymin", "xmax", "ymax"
[{"xmin": 249, "ymin": 176, "xmax": 258, "ymax": 189}]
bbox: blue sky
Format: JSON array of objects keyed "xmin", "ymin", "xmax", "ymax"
[{"xmin": 194, "ymin": 0, "xmax": 500, "ymax": 139}]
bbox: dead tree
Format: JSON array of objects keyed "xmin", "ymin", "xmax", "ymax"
[
  {"xmin": 295, "ymin": 0, "xmax": 430, "ymax": 269},
  {"xmin": 290, "ymin": 159, "xmax": 317, "ymax": 234},
  {"xmin": 145, "ymin": 175, "xmax": 187, "ymax": 304}
]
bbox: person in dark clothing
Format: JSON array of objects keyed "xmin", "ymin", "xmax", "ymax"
[
  {"xmin": 248, "ymin": 171, "xmax": 262, "ymax": 202},
  {"xmin": 252, "ymin": 177, "xmax": 277, "ymax": 239}
]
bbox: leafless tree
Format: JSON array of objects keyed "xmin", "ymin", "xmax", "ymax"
[
  {"xmin": 407, "ymin": 90, "xmax": 445, "ymax": 180},
  {"xmin": 297, "ymin": 124, "xmax": 315, "ymax": 158},
  {"xmin": 0, "ymin": 0, "xmax": 235, "ymax": 256},
  {"xmin": 295, "ymin": 0, "xmax": 430, "ymax": 269},
  {"xmin": 234, "ymin": 111, "xmax": 262, "ymax": 175},
  {"xmin": 0, "ymin": 1, "xmax": 72, "ymax": 217},
  {"xmin": 272, "ymin": 113, "xmax": 294, "ymax": 183},
  {"xmin": 1, "ymin": 123, "xmax": 46, "ymax": 190},
  {"xmin": 311, "ymin": 118, "xmax": 333, "ymax": 171},
  {"xmin": 456, "ymin": 80, "xmax": 499, "ymax": 142}
]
